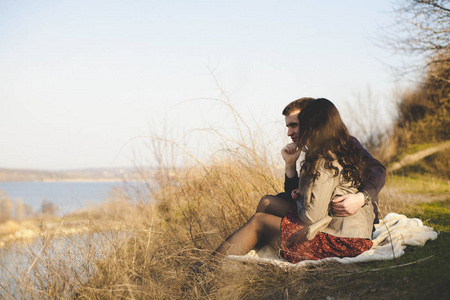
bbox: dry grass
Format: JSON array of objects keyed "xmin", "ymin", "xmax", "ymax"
[{"xmin": 1, "ymin": 99, "xmax": 440, "ymax": 299}]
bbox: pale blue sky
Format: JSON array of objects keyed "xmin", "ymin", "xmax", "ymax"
[{"xmin": 0, "ymin": 0, "xmax": 408, "ymax": 170}]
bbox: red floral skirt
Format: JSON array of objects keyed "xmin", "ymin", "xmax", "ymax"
[{"xmin": 281, "ymin": 205, "xmax": 373, "ymax": 264}]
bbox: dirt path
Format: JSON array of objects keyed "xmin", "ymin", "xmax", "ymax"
[{"xmin": 388, "ymin": 141, "xmax": 450, "ymax": 172}]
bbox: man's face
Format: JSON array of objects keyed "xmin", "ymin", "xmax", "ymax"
[{"xmin": 285, "ymin": 109, "xmax": 300, "ymax": 145}]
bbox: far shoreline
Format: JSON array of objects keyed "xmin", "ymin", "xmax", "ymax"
[
  {"xmin": 0, "ymin": 178, "xmax": 140, "ymax": 183},
  {"xmin": 0, "ymin": 167, "xmax": 154, "ymax": 183}
]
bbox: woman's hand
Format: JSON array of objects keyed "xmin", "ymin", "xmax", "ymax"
[{"xmin": 291, "ymin": 188, "xmax": 300, "ymax": 200}]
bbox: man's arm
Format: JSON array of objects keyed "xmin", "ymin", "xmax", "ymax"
[
  {"xmin": 354, "ymin": 137, "xmax": 386, "ymax": 201},
  {"xmin": 332, "ymin": 137, "xmax": 386, "ymax": 217},
  {"xmin": 284, "ymin": 173, "xmax": 299, "ymax": 196}
]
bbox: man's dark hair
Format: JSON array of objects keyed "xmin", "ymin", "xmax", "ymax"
[{"xmin": 282, "ymin": 97, "xmax": 315, "ymax": 116}]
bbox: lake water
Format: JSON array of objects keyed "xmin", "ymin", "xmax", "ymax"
[
  {"xmin": 0, "ymin": 230, "xmax": 131, "ymax": 297},
  {"xmin": 0, "ymin": 181, "xmax": 139, "ymax": 296},
  {"xmin": 0, "ymin": 181, "xmax": 149, "ymax": 297},
  {"xmin": 0, "ymin": 181, "xmax": 135, "ymax": 216}
]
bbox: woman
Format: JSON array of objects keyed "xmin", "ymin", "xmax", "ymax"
[{"xmin": 213, "ymin": 98, "xmax": 374, "ymax": 263}]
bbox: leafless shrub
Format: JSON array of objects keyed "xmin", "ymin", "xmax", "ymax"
[
  {"xmin": 0, "ymin": 190, "xmax": 13, "ymax": 223},
  {"xmin": 380, "ymin": 0, "xmax": 450, "ymax": 81},
  {"xmin": 343, "ymin": 88, "xmax": 391, "ymax": 158},
  {"xmin": 41, "ymin": 200, "xmax": 57, "ymax": 216}
]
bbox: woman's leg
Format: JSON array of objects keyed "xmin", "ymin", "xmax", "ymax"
[
  {"xmin": 256, "ymin": 194, "xmax": 292, "ymax": 217},
  {"xmin": 214, "ymin": 212, "xmax": 283, "ymax": 256}
]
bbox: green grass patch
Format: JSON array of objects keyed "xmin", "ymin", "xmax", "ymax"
[
  {"xmin": 388, "ymin": 173, "xmax": 450, "ymax": 195},
  {"xmin": 300, "ymin": 199, "xmax": 450, "ymax": 299},
  {"xmin": 404, "ymin": 143, "xmax": 439, "ymax": 155}
]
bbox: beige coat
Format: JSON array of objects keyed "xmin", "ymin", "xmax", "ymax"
[{"xmin": 296, "ymin": 158, "xmax": 374, "ymax": 240}]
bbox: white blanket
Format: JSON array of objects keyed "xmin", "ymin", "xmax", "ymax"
[{"xmin": 225, "ymin": 213, "xmax": 438, "ymax": 268}]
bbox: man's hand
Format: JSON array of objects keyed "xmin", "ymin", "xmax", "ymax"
[
  {"xmin": 281, "ymin": 142, "xmax": 301, "ymax": 178},
  {"xmin": 331, "ymin": 193, "xmax": 365, "ymax": 217},
  {"xmin": 281, "ymin": 142, "xmax": 301, "ymax": 165}
]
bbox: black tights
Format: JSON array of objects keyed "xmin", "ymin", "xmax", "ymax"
[{"xmin": 214, "ymin": 195, "xmax": 293, "ymax": 256}]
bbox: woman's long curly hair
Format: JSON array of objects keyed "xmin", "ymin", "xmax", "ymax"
[{"xmin": 297, "ymin": 98, "xmax": 367, "ymax": 186}]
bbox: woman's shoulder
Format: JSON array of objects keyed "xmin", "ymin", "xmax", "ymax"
[
  {"xmin": 317, "ymin": 157, "xmax": 343, "ymax": 172},
  {"xmin": 314, "ymin": 158, "xmax": 342, "ymax": 184}
]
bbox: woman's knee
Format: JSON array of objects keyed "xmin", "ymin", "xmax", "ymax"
[
  {"xmin": 247, "ymin": 212, "xmax": 267, "ymax": 233},
  {"xmin": 256, "ymin": 195, "xmax": 291, "ymax": 217},
  {"xmin": 250, "ymin": 212, "xmax": 281, "ymax": 237},
  {"xmin": 256, "ymin": 195, "xmax": 274, "ymax": 213}
]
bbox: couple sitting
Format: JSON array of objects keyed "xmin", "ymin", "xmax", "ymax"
[{"xmin": 214, "ymin": 97, "xmax": 386, "ymax": 263}]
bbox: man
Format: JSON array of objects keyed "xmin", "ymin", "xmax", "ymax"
[{"xmin": 257, "ymin": 97, "xmax": 386, "ymax": 225}]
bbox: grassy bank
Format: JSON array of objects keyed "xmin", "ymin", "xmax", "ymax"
[{"xmin": 2, "ymin": 164, "xmax": 447, "ymax": 299}]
